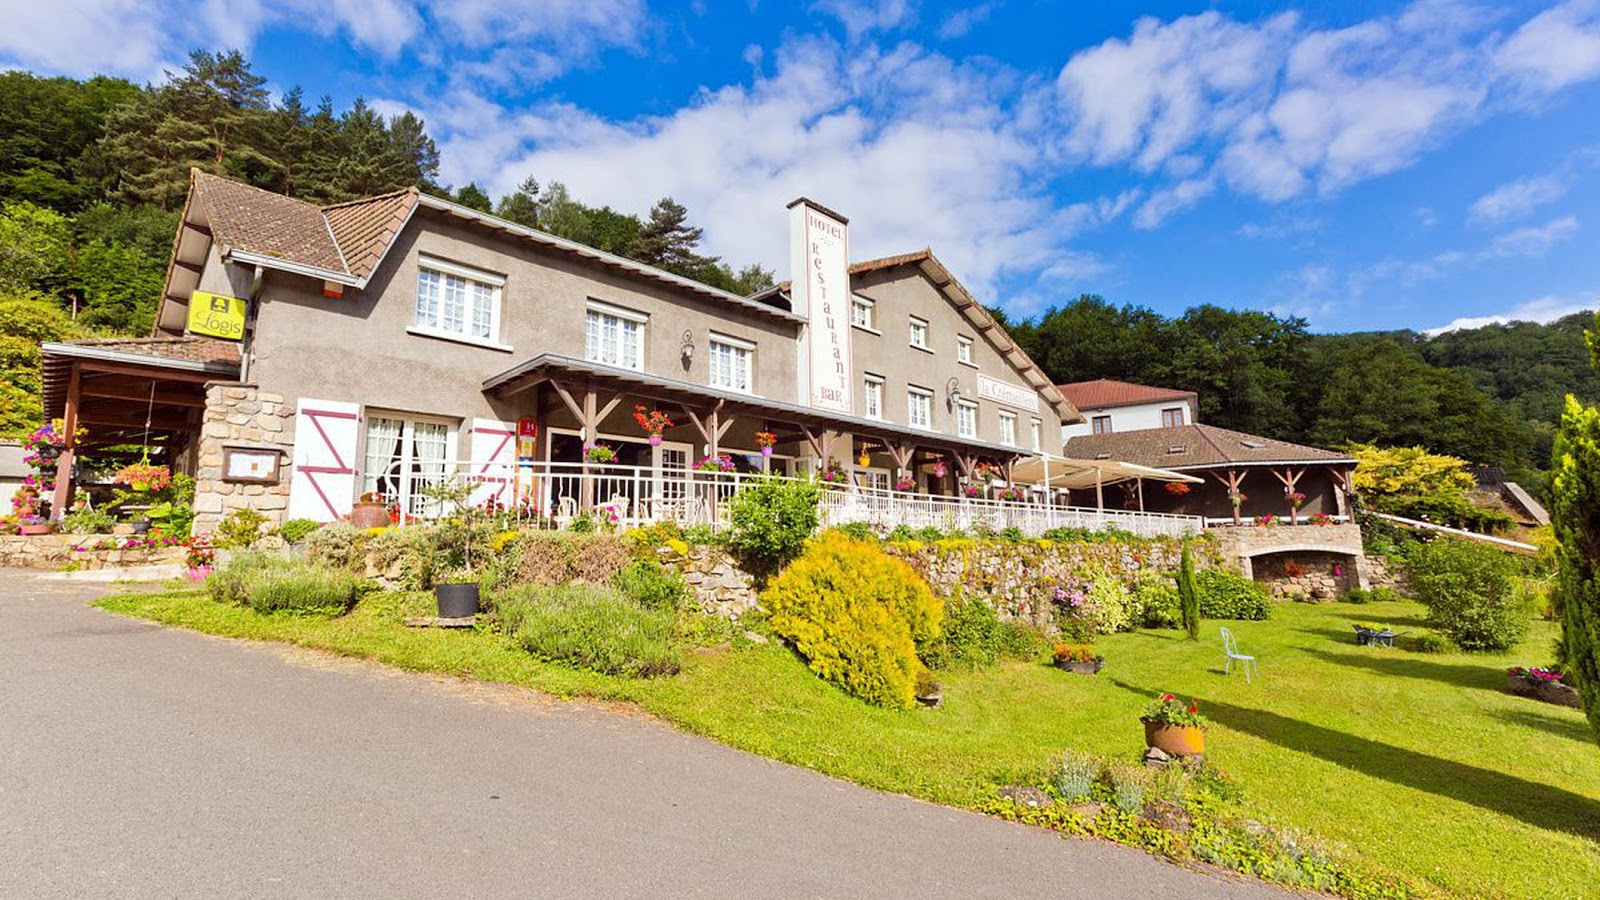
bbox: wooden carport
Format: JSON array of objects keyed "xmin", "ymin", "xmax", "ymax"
[{"xmin": 39, "ymin": 337, "xmax": 241, "ymax": 518}]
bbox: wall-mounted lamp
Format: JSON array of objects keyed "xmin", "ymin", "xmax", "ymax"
[
  {"xmin": 680, "ymin": 330, "xmax": 695, "ymax": 369},
  {"xmin": 945, "ymin": 377, "xmax": 963, "ymax": 411}
]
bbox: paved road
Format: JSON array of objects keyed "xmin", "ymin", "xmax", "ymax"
[{"xmin": 0, "ymin": 572, "xmax": 1289, "ymax": 899}]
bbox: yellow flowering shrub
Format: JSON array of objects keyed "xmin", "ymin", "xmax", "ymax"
[{"xmin": 762, "ymin": 531, "xmax": 943, "ymax": 709}]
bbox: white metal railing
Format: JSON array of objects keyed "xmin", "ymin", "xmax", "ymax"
[{"xmin": 375, "ymin": 460, "xmax": 1203, "ymax": 538}]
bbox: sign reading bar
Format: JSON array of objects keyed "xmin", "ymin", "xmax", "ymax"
[
  {"xmin": 977, "ymin": 373, "xmax": 1040, "ymax": 412},
  {"xmin": 791, "ymin": 200, "xmax": 853, "ymax": 414},
  {"xmin": 187, "ymin": 290, "xmax": 247, "ymax": 341}
]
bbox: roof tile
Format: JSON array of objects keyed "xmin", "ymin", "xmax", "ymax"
[
  {"xmin": 194, "ymin": 172, "xmax": 347, "ymax": 274},
  {"xmin": 1057, "ymin": 379, "xmax": 1195, "ymax": 411},
  {"xmin": 1064, "ymin": 423, "xmax": 1351, "ymax": 469}
]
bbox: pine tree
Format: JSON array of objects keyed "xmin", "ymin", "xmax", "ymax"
[
  {"xmin": 495, "ymin": 175, "xmax": 540, "ymax": 227},
  {"xmin": 629, "ymin": 196, "xmax": 717, "ymax": 275},
  {"xmin": 453, "ymin": 182, "xmax": 491, "ymax": 212},
  {"xmin": 1551, "ymin": 312, "xmax": 1600, "ymax": 742}
]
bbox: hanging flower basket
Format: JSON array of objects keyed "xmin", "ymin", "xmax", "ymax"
[
  {"xmin": 962, "ymin": 484, "xmax": 984, "ymax": 499},
  {"xmin": 694, "ymin": 454, "xmax": 736, "ymax": 473},
  {"xmin": 894, "ymin": 477, "xmax": 916, "ymax": 492},
  {"xmin": 931, "ymin": 460, "xmax": 948, "ymax": 478},
  {"xmin": 755, "ymin": 431, "xmax": 777, "ymax": 457},
  {"xmin": 632, "ymin": 405, "xmax": 674, "ymax": 445},
  {"xmin": 996, "ymin": 486, "xmax": 1025, "ymax": 502},
  {"xmin": 114, "ymin": 462, "xmax": 171, "ymax": 493},
  {"xmin": 584, "ymin": 444, "xmax": 617, "ymax": 464},
  {"xmin": 1164, "ymin": 482, "xmax": 1190, "ymax": 496}
]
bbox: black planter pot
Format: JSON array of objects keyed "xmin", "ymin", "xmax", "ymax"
[
  {"xmin": 434, "ymin": 582, "xmax": 480, "ymax": 618},
  {"xmin": 130, "ymin": 519, "xmax": 151, "ymax": 535}
]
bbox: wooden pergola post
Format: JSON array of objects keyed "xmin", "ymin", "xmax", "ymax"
[
  {"xmin": 1272, "ymin": 467, "xmax": 1306, "ymax": 524},
  {"xmin": 1329, "ymin": 468, "xmax": 1352, "ymax": 518},
  {"xmin": 1213, "ymin": 468, "xmax": 1246, "ymax": 525},
  {"xmin": 549, "ymin": 378, "xmax": 623, "ymax": 512},
  {"xmin": 48, "ymin": 364, "xmax": 80, "ymax": 520}
]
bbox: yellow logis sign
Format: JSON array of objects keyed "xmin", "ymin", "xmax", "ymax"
[{"xmin": 186, "ymin": 291, "xmax": 247, "ymax": 341}]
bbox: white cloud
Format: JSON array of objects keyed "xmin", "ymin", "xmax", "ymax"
[
  {"xmin": 1132, "ymin": 176, "xmax": 1215, "ymax": 229},
  {"xmin": 1494, "ymin": 0, "xmax": 1600, "ymax": 93},
  {"xmin": 1237, "ymin": 216, "xmax": 1320, "ymax": 240},
  {"xmin": 1486, "ymin": 215, "xmax": 1580, "ymax": 257},
  {"xmin": 810, "ymin": 0, "xmax": 916, "ymax": 40},
  {"xmin": 938, "ymin": 3, "xmax": 996, "ymax": 40},
  {"xmin": 0, "ymin": 0, "xmax": 641, "ymax": 83},
  {"xmin": 1053, "ymin": 1, "xmax": 1600, "ymax": 226},
  {"xmin": 1469, "ymin": 174, "xmax": 1567, "ymax": 223},
  {"xmin": 1424, "ymin": 293, "xmax": 1599, "ymax": 334}
]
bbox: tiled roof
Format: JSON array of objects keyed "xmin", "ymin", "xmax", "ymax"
[
  {"xmin": 1057, "ymin": 379, "xmax": 1196, "ymax": 411},
  {"xmin": 193, "ymin": 172, "xmax": 348, "ymax": 273},
  {"xmin": 62, "ymin": 336, "xmax": 242, "ymax": 366},
  {"xmin": 324, "ymin": 188, "xmax": 419, "ymax": 279},
  {"xmin": 1064, "ymin": 423, "xmax": 1353, "ymax": 470}
]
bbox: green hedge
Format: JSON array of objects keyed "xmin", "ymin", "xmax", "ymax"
[
  {"xmin": 1195, "ymin": 569, "xmax": 1272, "ymax": 621},
  {"xmin": 1406, "ymin": 538, "xmax": 1526, "ymax": 651}
]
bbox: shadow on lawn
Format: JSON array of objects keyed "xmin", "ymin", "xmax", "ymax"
[
  {"xmin": 1490, "ymin": 707, "xmax": 1596, "ymax": 744},
  {"xmin": 1105, "ymin": 677, "xmax": 1600, "ymax": 839},
  {"xmin": 1301, "ymin": 647, "xmax": 1503, "ymax": 692}
]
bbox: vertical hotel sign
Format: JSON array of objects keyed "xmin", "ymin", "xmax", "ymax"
[{"xmin": 789, "ymin": 199, "xmax": 852, "ymax": 413}]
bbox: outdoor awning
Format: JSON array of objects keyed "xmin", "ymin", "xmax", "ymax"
[
  {"xmin": 485, "ymin": 352, "xmax": 1035, "ymax": 462},
  {"xmin": 1009, "ymin": 453, "xmax": 1203, "ymax": 490}
]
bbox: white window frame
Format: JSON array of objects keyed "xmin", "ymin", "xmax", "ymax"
[
  {"xmin": 585, "ymin": 300, "xmax": 647, "ymax": 372},
  {"xmin": 863, "ymin": 374, "xmax": 884, "ymax": 420},
  {"xmin": 707, "ymin": 332, "xmax": 755, "ymax": 393},
  {"xmin": 998, "ymin": 411, "xmax": 1018, "ymax": 447},
  {"xmin": 1030, "ymin": 418, "xmax": 1043, "ymax": 452},
  {"xmin": 360, "ymin": 411, "xmax": 459, "ymax": 517},
  {"xmin": 956, "ymin": 399, "xmax": 977, "ymax": 439},
  {"xmin": 908, "ymin": 316, "xmax": 930, "ymax": 351},
  {"xmin": 907, "ymin": 386, "xmax": 933, "ymax": 430},
  {"xmin": 850, "ymin": 295, "xmax": 878, "ymax": 333},
  {"xmin": 409, "ymin": 257, "xmax": 509, "ymax": 351},
  {"xmin": 956, "ymin": 335, "xmax": 975, "ymax": 366}
]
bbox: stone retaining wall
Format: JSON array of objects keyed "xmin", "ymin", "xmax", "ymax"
[
  {"xmin": 0, "ymin": 532, "xmax": 185, "ymax": 570},
  {"xmin": 1209, "ymin": 522, "xmax": 1370, "ymax": 594},
  {"xmin": 660, "ymin": 545, "xmax": 759, "ymax": 616},
  {"xmin": 192, "ymin": 383, "xmax": 294, "ymax": 535},
  {"xmin": 885, "ymin": 536, "xmax": 1223, "ymax": 627}
]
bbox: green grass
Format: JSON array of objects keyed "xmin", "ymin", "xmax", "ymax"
[{"xmin": 95, "ymin": 588, "xmax": 1600, "ymax": 898}]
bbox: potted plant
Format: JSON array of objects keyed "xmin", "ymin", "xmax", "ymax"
[
  {"xmin": 17, "ymin": 515, "xmax": 56, "ymax": 536},
  {"xmin": 894, "ymin": 475, "xmax": 916, "ymax": 492},
  {"xmin": 114, "ymin": 460, "xmax": 172, "ymax": 493},
  {"xmin": 1141, "ymin": 693, "xmax": 1208, "ymax": 756},
  {"xmin": 421, "ymin": 479, "xmax": 490, "ymax": 618},
  {"xmin": 818, "ymin": 460, "xmax": 848, "ymax": 485},
  {"xmin": 961, "ymin": 483, "xmax": 984, "ymax": 499},
  {"xmin": 1053, "ymin": 643, "xmax": 1103, "ymax": 674},
  {"xmin": 184, "ymin": 534, "xmax": 215, "ymax": 580},
  {"xmin": 1164, "ymin": 481, "xmax": 1191, "ymax": 497},
  {"xmin": 997, "ymin": 486, "xmax": 1025, "ymax": 503},
  {"xmin": 350, "ymin": 491, "xmax": 391, "ymax": 529},
  {"xmin": 1309, "ymin": 512, "xmax": 1333, "ymax": 526},
  {"xmin": 694, "ymin": 453, "xmax": 735, "ymax": 473},
  {"xmin": 584, "ymin": 443, "xmax": 617, "ymax": 464},
  {"xmin": 755, "ymin": 431, "xmax": 778, "ymax": 458},
  {"xmin": 931, "ymin": 459, "xmax": 949, "ymax": 479},
  {"xmin": 632, "ymin": 405, "xmax": 674, "ymax": 446},
  {"xmin": 1509, "ymin": 666, "xmax": 1581, "ymax": 707}
]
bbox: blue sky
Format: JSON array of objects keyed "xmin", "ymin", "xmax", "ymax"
[{"xmin": 5, "ymin": 1, "xmax": 1600, "ymax": 333}]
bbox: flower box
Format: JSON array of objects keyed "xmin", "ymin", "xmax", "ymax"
[
  {"xmin": 1144, "ymin": 722, "xmax": 1205, "ymax": 756},
  {"xmin": 1054, "ymin": 659, "xmax": 1103, "ymax": 675},
  {"xmin": 19, "ymin": 521, "xmax": 57, "ymax": 536}
]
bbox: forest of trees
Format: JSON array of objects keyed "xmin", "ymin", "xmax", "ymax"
[{"xmin": 2, "ymin": 50, "xmax": 1593, "ymax": 492}]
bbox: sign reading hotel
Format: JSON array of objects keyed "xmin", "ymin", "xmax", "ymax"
[
  {"xmin": 977, "ymin": 373, "xmax": 1039, "ymax": 412},
  {"xmin": 789, "ymin": 199, "xmax": 852, "ymax": 414},
  {"xmin": 186, "ymin": 290, "xmax": 247, "ymax": 341}
]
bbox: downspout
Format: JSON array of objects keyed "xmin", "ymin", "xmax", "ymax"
[{"xmin": 238, "ymin": 264, "xmax": 265, "ymax": 383}]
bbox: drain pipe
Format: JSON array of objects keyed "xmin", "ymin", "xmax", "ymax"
[{"xmin": 238, "ymin": 263, "xmax": 265, "ymax": 383}]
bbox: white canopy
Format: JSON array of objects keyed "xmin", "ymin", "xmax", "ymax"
[{"xmin": 1009, "ymin": 454, "xmax": 1203, "ymax": 491}]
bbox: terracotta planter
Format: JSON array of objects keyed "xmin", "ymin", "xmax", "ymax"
[
  {"xmin": 1054, "ymin": 659, "xmax": 1104, "ymax": 675},
  {"xmin": 1143, "ymin": 721, "xmax": 1205, "ymax": 756},
  {"xmin": 349, "ymin": 501, "xmax": 390, "ymax": 529},
  {"xmin": 19, "ymin": 523, "xmax": 57, "ymax": 536}
]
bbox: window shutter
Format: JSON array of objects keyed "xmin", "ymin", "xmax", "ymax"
[
  {"xmin": 469, "ymin": 419, "xmax": 516, "ymax": 506},
  {"xmin": 288, "ymin": 399, "xmax": 361, "ymax": 522}
]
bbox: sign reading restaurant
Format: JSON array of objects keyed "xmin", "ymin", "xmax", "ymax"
[
  {"xmin": 977, "ymin": 373, "xmax": 1040, "ymax": 412},
  {"xmin": 790, "ymin": 199, "xmax": 853, "ymax": 414}
]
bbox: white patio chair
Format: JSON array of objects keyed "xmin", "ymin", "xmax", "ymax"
[{"xmin": 1220, "ymin": 626, "xmax": 1257, "ymax": 682}]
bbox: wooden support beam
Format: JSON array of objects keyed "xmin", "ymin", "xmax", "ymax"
[
  {"xmin": 79, "ymin": 380, "xmax": 208, "ymax": 407},
  {"xmin": 75, "ymin": 361, "xmax": 221, "ymax": 383},
  {"xmin": 49, "ymin": 365, "xmax": 80, "ymax": 520},
  {"xmin": 76, "ymin": 408, "xmax": 195, "ymax": 431}
]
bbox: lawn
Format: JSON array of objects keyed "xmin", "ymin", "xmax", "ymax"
[{"xmin": 96, "ymin": 588, "xmax": 1600, "ymax": 899}]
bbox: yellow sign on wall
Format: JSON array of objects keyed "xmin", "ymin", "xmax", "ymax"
[{"xmin": 186, "ymin": 291, "xmax": 247, "ymax": 341}]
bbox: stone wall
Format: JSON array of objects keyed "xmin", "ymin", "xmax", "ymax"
[
  {"xmin": 660, "ymin": 545, "xmax": 759, "ymax": 616},
  {"xmin": 192, "ymin": 383, "xmax": 294, "ymax": 535},
  {"xmin": 885, "ymin": 536, "xmax": 1223, "ymax": 627},
  {"xmin": 0, "ymin": 532, "xmax": 185, "ymax": 570},
  {"xmin": 1208, "ymin": 522, "xmax": 1369, "ymax": 594}
]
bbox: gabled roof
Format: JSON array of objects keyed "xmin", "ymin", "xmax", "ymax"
[
  {"xmin": 55, "ymin": 336, "xmax": 242, "ymax": 367},
  {"xmin": 1063, "ymin": 423, "xmax": 1354, "ymax": 470},
  {"xmin": 157, "ymin": 170, "xmax": 804, "ymax": 334},
  {"xmin": 809, "ymin": 249, "xmax": 1082, "ymax": 425},
  {"xmin": 1057, "ymin": 378, "xmax": 1196, "ymax": 411}
]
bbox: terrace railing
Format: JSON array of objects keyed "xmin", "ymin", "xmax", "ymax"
[{"xmin": 373, "ymin": 460, "xmax": 1202, "ymax": 539}]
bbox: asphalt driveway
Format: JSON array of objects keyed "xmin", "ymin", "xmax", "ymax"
[{"xmin": 0, "ymin": 571, "xmax": 1289, "ymax": 899}]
